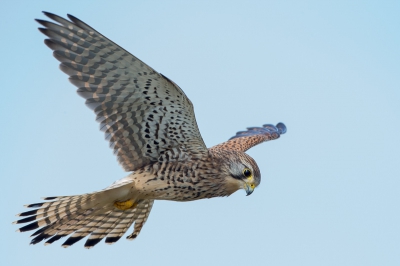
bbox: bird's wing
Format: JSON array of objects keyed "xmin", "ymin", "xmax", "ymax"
[
  {"xmin": 36, "ymin": 12, "xmax": 207, "ymax": 171},
  {"xmin": 210, "ymin": 123, "xmax": 286, "ymax": 152}
]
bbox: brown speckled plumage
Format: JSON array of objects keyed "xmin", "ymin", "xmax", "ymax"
[{"xmin": 14, "ymin": 12, "xmax": 286, "ymax": 248}]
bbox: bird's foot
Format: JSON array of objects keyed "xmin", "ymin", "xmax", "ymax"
[{"xmin": 114, "ymin": 199, "xmax": 137, "ymax": 211}]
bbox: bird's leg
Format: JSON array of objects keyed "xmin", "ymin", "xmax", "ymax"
[{"xmin": 114, "ymin": 199, "xmax": 137, "ymax": 211}]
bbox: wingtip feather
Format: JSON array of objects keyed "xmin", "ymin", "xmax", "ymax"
[
  {"xmin": 42, "ymin": 11, "xmax": 59, "ymax": 19},
  {"xmin": 35, "ymin": 18, "xmax": 45, "ymax": 25},
  {"xmin": 66, "ymin": 14, "xmax": 77, "ymax": 21},
  {"xmin": 276, "ymin": 122, "xmax": 287, "ymax": 134}
]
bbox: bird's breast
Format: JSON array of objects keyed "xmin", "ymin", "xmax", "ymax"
[{"xmin": 130, "ymin": 161, "xmax": 226, "ymax": 201}]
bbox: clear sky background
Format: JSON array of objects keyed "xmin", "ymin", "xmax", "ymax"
[{"xmin": 1, "ymin": 1, "xmax": 399, "ymax": 265}]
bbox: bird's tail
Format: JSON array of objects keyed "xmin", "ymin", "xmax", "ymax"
[{"xmin": 14, "ymin": 178, "xmax": 154, "ymax": 248}]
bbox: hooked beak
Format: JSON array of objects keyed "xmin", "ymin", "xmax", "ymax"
[{"xmin": 245, "ymin": 183, "xmax": 255, "ymax": 196}]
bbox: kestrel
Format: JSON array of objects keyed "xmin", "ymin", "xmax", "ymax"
[{"xmin": 14, "ymin": 12, "xmax": 287, "ymax": 248}]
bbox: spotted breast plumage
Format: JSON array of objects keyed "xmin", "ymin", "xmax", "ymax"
[{"xmin": 14, "ymin": 12, "xmax": 287, "ymax": 248}]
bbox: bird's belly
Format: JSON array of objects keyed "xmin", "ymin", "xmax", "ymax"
[
  {"xmin": 139, "ymin": 180, "xmax": 208, "ymax": 201},
  {"xmin": 129, "ymin": 166, "xmax": 226, "ymax": 201}
]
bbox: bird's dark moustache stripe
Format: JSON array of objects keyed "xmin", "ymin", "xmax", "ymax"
[{"xmin": 231, "ymin": 174, "xmax": 242, "ymax": 180}]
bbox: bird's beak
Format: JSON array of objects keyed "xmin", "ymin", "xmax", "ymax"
[{"xmin": 245, "ymin": 183, "xmax": 255, "ymax": 196}]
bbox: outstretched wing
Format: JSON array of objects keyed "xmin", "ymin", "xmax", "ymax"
[
  {"xmin": 211, "ymin": 123, "xmax": 286, "ymax": 152},
  {"xmin": 36, "ymin": 12, "xmax": 207, "ymax": 171}
]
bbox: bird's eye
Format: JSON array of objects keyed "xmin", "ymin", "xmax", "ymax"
[{"xmin": 243, "ymin": 168, "xmax": 252, "ymax": 178}]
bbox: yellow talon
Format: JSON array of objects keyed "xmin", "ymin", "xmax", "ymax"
[{"xmin": 114, "ymin": 199, "xmax": 137, "ymax": 211}]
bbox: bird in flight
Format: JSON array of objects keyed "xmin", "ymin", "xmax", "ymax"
[{"xmin": 14, "ymin": 12, "xmax": 287, "ymax": 248}]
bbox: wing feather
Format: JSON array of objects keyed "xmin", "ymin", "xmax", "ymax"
[
  {"xmin": 211, "ymin": 123, "xmax": 286, "ymax": 152},
  {"xmin": 36, "ymin": 12, "xmax": 207, "ymax": 171}
]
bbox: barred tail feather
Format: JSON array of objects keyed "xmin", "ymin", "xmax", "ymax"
[
  {"xmin": 127, "ymin": 199, "xmax": 154, "ymax": 240},
  {"xmin": 14, "ymin": 180, "xmax": 155, "ymax": 248},
  {"xmin": 60, "ymin": 209, "xmax": 113, "ymax": 247},
  {"xmin": 105, "ymin": 210, "xmax": 137, "ymax": 244},
  {"xmin": 84, "ymin": 210, "xmax": 126, "ymax": 248},
  {"xmin": 40, "ymin": 207, "xmax": 107, "ymax": 245}
]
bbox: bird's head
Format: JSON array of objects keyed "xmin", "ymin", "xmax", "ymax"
[{"xmin": 222, "ymin": 151, "xmax": 261, "ymax": 196}]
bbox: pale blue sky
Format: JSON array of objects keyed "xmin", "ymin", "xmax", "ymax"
[{"xmin": 1, "ymin": 1, "xmax": 399, "ymax": 265}]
